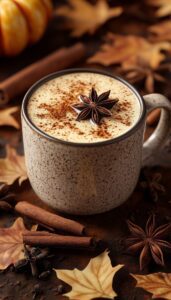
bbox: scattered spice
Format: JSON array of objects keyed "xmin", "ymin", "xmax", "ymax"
[
  {"xmin": 14, "ymin": 246, "xmax": 51, "ymax": 278},
  {"xmin": 32, "ymin": 283, "xmax": 43, "ymax": 300},
  {"xmin": 39, "ymin": 270, "xmax": 51, "ymax": 280},
  {"xmin": 125, "ymin": 214, "xmax": 171, "ymax": 270},
  {"xmin": 72, "ymin": 87, "xmax": 118, "ymax": 125},
  {"xmin": 140, "ymin": 169, "xmax": 165, "ymax": 202},
  {"xmin": 56, "ymin": 284, "xmax": 64, "ymax": 295}
]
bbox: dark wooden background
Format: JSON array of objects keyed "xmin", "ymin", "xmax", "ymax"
[{"xmin": 0, "ymin": 1, "xmax": 171, "ymax": 299}]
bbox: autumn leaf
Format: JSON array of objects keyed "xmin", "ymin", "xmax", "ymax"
[
  {"xmin": 132, "ymin": 272, "xmax": 171, "ymax": 299},
  {"xmin": 0, "ymin": 145, "xmax": 27, "ymax": 186},
  {"xmin": 55, "ymin": 0, "xmax": 123, "ymax": 37},
  {"xmin": 0, "ymin": 106, "xmax": 20, "ymax": 129},
  {"xmin": 55, "ymin": 250, "xmax": 123, "ymax": 300},
  {"xmin": 0, "ymin": 218, "xmax": 38, "ymax": 270},
  {"xmin": 146, "ymin": 0, "xmax": 171, "ymax": 17},
  {"xmin": 0, "ymin": 218, "xmax": 26, "ymax": 270},
  {"xmin": 149, "ymin": 20, "xmax": 171, "ymax": 42},
  {"xmin": 88, "ymin": 33, "xmax": 171, "ymax": 69}
]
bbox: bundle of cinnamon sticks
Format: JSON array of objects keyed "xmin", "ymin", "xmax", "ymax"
[{"xmin": 15, "ymin": 201, "xmax": 95, "ymax": 249}]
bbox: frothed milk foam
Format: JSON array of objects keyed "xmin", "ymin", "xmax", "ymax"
[{"xmin": 28, "ymin": 72, "xmax": 141, "ymax": 143}]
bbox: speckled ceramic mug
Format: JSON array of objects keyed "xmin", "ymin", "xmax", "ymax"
[{"xmin": 21, "ymin": 69, "xmax": 171, "ymax": 215}]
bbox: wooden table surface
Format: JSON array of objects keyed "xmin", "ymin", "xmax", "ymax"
[{"xmin": 0, "ymin": 1, "xmax": 171, "ymax": 299}]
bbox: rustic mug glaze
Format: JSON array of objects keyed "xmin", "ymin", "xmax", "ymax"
[{"xmin": 21, "ymin": 69, "xmax": 171, "ymax": 215}]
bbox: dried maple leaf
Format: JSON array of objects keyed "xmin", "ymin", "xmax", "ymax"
[
  {"xmin": 0, "ymin": 106, "xmax": 20, "ymax": 129},
  {"xmin": 55, "ymin": 0, "xmax": 123, "ymax": 37},
  {"xmin": 55, "ymin": 250, "xmax": 123, "ymax": 300},
  {"xmin": 0, "ymin": 145, "xmax": 27, "ymax": 186},
  {"xmin": 132, "ymin": 272, "xmax": 171, "ymax": 299},
  {"xmin": 149, "ymin": 20, "xmax": 171, "ymax": 42},
  {"xmin": 146, "ymin": 0, "xmax": 171, "ymax": 17},
  {"xmin": 0, "ymin": 218, "xmax": 26, "ymax": 270},
  {"xmin": 88, "ymin": 33, "xmax": 171, "ymax": 69}
]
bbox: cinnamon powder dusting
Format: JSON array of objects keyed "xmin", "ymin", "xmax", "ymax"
[
  {"xmin": 91, "ymin": 123, "xmax": 112, "ymax": 139},
  {"xmin": 36, "ymin": 81, "xmax": 88, "ymax": 136},
  {"xmin": 28, "ymin": 72, "xmax": 140, "ymax": 142}
]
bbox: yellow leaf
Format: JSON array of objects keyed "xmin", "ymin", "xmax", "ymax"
[
  {"xmin": 0, "ymin": 145, "xmax": 27, "ymax": 186},
  {"xmin": 132, "ymin": 272, "xmax": 171, "ymax": 299},
  {"xmin": 0, "ymin": 217, "xmax": 38, "ymax": 270},
  {"xmin": 0, "ymin": 218, "xmax": 25, "ymax": 269},
  {"xmin": 55, "ymin": 250, "xmax": 123, "ymax": 300},
  {"xmin": 146, "ymin": 0, "xmax": 171, "ymax": 17},
  {"xmin": 88, "ymin": 33, "xmax": 171, "ymax": 69},
  {"xmin": 55, "ymin": 0, "xmax": 123, "ymax": 37},
  {"xmin": 0, "ymin": 106, "xmax": 20, "ymax": 129}
]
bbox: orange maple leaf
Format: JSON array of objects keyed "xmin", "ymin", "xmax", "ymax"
[
  {"xmin": 0, "ymin": 218, "xmax": 26, "ymax": 269},
  {"xmin": 132, "ymin": 272, "xmax": 171, "ymax": 299},
  {"xmin": 88, "ymin": 33, "xmax": 171, "ymax": 69},
  {"xmin": 0, "ymin": 145, "xmax": 27, "ymax": 186},
  {"xmin": 55, "ymin": 0, "xmax": 123, "ymax": 37}
]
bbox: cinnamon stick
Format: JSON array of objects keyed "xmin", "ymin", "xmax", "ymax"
[
  {"xmin": 23, "ymin": 231, "xmax": 92, "ymax": 248},
  {"xmin": 0, "ymin": 43, "xmax": 86, "ymax": 105},
  {"xmin": 15, "ymin": 201, "xmax": 85, "ymax": 236},
  {"xmin": 147, "ymin": 108, "xmax": 161, "ymax": 126}
]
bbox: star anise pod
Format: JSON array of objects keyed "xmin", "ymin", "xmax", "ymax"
[
  {"xmin": 126, "ymin": 214, "xmax": 171, "ymax": 270},
  {"xmin": 116, "ymin": 63, "xmax": 171, "ymax": 93},
  {"xmin": 140, "ymin": 170, "xmax": 165, "ymax": 202},
  {"xmin": 72, "ymin": 88, "xmax": 118, "ymax": 125}
]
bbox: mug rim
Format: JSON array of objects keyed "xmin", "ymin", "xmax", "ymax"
[{"xmin": 22, "ymin": 68, "xmax": 146, "ymax": 147}]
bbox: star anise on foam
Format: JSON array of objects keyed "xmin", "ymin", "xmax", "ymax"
[
  {"xmin": 126, "ymin": 214, "xmax": 171, "ymax": 270},
  {"xmin": 72, "ymin": 88, "xmax": 118, "ymax": 125}
]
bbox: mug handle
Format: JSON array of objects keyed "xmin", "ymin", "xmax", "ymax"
[{"xmin": 143, "ymin": 93, "xmax": 171, "ymax": 166}]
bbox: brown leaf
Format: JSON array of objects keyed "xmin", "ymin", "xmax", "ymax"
[
  {"xmin": 146, "ymin": 0, "xmax": 171, "ymax": 17},
  {"xmin": 0, "ymin": 145, "xmax": 27, "ymax": 186},
  {"xmin": 0, "ymin": 218, "xmax": 26, "ymax": 270},
  {"xmin": 132, "ymin": 272, "xmax": 171, "ymax": 299},
  {"xmin": 55, "ymin": 0, "xmax": 123, "ymax": 37},
  {"xmin": 149, "ymin": 20, "xmax": 171, "ymax": 42},
  {"xmin": 0, "ymin": 106, "xmax": 20, "ymax": 129},
  {"xmin": 55, "ymin": 250, "xmax": 123, "ymax": 299},
  {"xmin": 88, "ymin": 33, "xmax": 171, "ymax": 69}
]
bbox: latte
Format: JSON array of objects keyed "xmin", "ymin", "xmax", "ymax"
[{"xmin": 27, "ymin": 71, "xmax": 141, "ymax": 143}]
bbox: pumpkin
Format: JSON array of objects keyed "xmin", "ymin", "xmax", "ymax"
[{"xmin": 0, "ymin": 0, "xmax": 53, "ymax": 56}]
